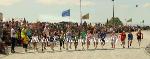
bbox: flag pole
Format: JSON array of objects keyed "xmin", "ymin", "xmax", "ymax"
[
  {"xmin": 131, "ymin": 20, "xmax": 132, "ymax": 26},
  {"xmin": 112, "ymin": 0, "xmax": 115, "ymax": 26},
  {"xmin": 80, "ymin": 0, "xmax": 82, "ymax": 25},
  {"xmin": 69, "ymin": 9, "xmax": 70, "ymax": 22},
  {"xmin": 142, "ymin": 20, "xmax": 144, "ymax": 27},
  {"xmin": 125, "ymin": 19, "xmax": 127, "ymax": 26}
]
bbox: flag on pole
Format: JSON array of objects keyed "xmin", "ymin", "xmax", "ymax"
[
  {"xmin": 142, "ymin": 20, "xmax": 144, "ymax": 23},
  {"xmin": 106, "ymin": 18, "xmax": 109, "ymax": 24},
  {"xmin": 127, "ymin": 18, "xmax": 132, "ymax": 22},
  {"xmin": 82, "ymin": 13, "xmax": 89, "ymax": 19},
  {"xmin": 62, "ymin": 9, "xmax": 70, "ymax": 17},
  {"xmin": 12, "ymin": 18, "xmax": 14, "ymax": 21},
  {"xmin": 136, "ymin": 5, "xmax": 138, "ymax": 7}
]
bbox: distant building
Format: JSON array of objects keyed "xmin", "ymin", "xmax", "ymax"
[{"xmin": 0, "ymin": 12, "xmax": 3, "ymax": 21}]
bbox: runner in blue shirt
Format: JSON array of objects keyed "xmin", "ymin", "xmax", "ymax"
[{"xmin": 128, "ymin": 31, "xmax": 133, "ymax": 48}]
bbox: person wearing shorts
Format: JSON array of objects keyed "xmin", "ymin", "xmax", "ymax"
[
  {"xmin": 128, "ymin": 31, "xmax": 133, "ymax": 48},
  {"xmin": 120, "ymin": 31, "xmax": 126, "ymax": 48},
  {"xmin": 21, "ymin": 26, "xmax": 29, "ymax": 52},
  {"xmin": 53, "ymin": 31, "xmax": 59, "ymax": 47},
  {"xmin": 11, "ymin": 26, "xmax": 17, "ymax": 53},
  {"xmin": 48, "ymin": 35, "xmax": 55, "ymax": 51},
  {"xmin": 65, "ymin": 30, "xmax": 72, "ymax": 50},
  {"xmin": 59, "ymin": 31, "xmax": 65, "ymax": 50},
  {"xmin": 26, "ymin": 26, "xmax": 32, "ymax": 49},
  {"xmin": 92, "ymin": 28, "xmax": 98, "ymax": 49},
  {"xmin": 99, "ymin": 29, "xmax": 106, "ymax": 48},
  {"xmin": 136, "ymin": 30, "xmax": 143, "ymax": 48},
  {"xmin": 73, "ymin": 31, "xmax": 79, "ymax": 51},
  {"xmin": 41, "ymin": 34, "xmax": 48, "ymax": 52},
  {"xmin": 87, "ymin": 31, "xmax": 92, "ymax": 50},
  {"xmin": 111, "ymin": 31, "xmax": 117, "ymax": 48},
  {"xmin": 31, "ymin": 34, "xmax": 39, "ymax": 52},
  {"xmin": 81, "ymin": 30, "xmax": 86, "ymax": 50},
  {"xmin": 43, "ymin": 24, "xmax": 50, "ymax": 47}
]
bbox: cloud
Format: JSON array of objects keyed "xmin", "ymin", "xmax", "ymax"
[
  {"xmin": 36, "ymin": 0, "xmax": 94, "ymax": 6},
  {"xmin": 143, "ymin": 3, "xmax": 150, "ymax": 8},
  {"xmin": 0, "ymin": 0, "xmax": 22, "ymax": 6}
]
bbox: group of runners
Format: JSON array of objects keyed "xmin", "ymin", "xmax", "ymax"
[{"xmin": 0, "ymin": 20, "xmax": 144, "ymax": 54}]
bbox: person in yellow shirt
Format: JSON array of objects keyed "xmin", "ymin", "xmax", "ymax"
[{"xmin": 21, "ymin": 25, "xmax": 29, "ymax": 52}]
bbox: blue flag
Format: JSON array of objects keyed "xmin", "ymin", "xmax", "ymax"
[{"xmin": 62, "ymin": 9, "xmax": 70, "ymax": 17}]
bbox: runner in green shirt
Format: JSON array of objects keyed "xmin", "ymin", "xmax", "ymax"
[{"xmin": 81, "ymin": 29, "xmax": 87, "ymax": 50}]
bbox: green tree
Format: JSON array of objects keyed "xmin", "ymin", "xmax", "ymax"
[{"xmin": 106, "ymin": 17, "xmax": 123, "ymax": 26}]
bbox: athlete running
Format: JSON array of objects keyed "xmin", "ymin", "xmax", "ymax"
[
  {"xmin": 111, "ymin": 31, "xmax": 117, "ymax": 48},
  {"xmin": 66, "ymin": 30, "xmax": 72, "ymax": 50},
  {"xmin": 99, "ymin": 29, "xmax": 106, "ymax": 48},
  {"xmin": 128, "ymin": 31, "xmax": 133, "ymax": 48},
  {"xmin": 120, "ymin": 31, "xmax": 126, "ymax": 48},
  {"xmin": 87, "ymin": 30, "xmax": 92, "ymax": 50},
  {"xmin": 59, "ymin": 31, "xmax": 65, "ymax": 51},
  {"xmin": 136, "ymin": 30, "xmax": 143, "ymax": 48},
  {"xmin": 81, "ymin": 29, "xmax": 87, "ymax": 50}
]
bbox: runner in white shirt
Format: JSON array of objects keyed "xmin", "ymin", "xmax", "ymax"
[
  {"xmin": 111, "ymin": 31, "xmax": 117, "ymax": 48},
  {"xmin": 31, "ymin": 34, "xmax": 39, "ymax": 52},
  {"xmin": 42, "ymin": 24, "xmax": 50, "ymax": 49},
  {"xmin": 11, "ymin": 26, "xmax": 17, "ymax": 53}
]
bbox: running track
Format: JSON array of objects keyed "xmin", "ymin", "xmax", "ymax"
[{"xmin": 1, "ymin": 31, "xmax": 150, "ymax": 59}]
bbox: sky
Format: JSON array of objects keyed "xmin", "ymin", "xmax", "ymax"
[{"xmin": 0, "ymin": 0, "xmax": 150, "ymax": 25}]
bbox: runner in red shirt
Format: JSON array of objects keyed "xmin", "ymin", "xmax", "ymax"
[{"xmin": 120, "ymin": 31, "xmax": 126, "ymax": 48}]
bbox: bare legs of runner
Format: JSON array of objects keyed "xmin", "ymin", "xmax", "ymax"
[
  {"xmin": 101, "ymin": 39, "xmax": 105, "ymax": 48},
  {"xmin": 50, "ymin": 42, "xmax": 54, "ymax": 51},
  {"xmin": 121, "ymin": 41, "xmax": 125, "ymax": 48},
  {"xmin": 128, "ymin": 40, "xmax": 132, "ymax": 48},
  {"xmin": 137, "ymin": 39, "xmax": 141, "ymax": 48},
  {"xmin": 33, "ymin": 42, "xmax": 38, "ymax": 52}
]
